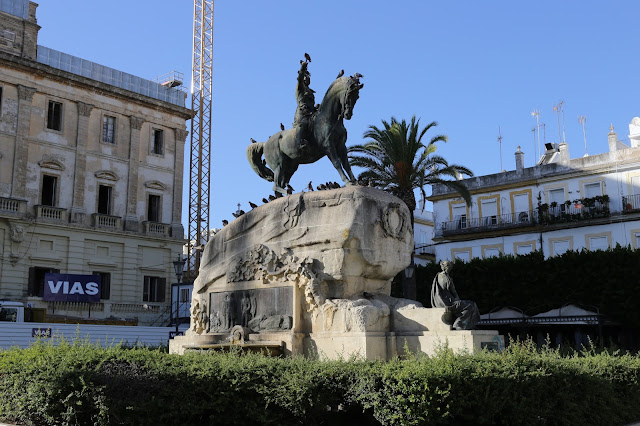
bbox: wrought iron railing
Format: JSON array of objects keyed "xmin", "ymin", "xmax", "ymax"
[
  {"xmin": 437, "ymin": 211, "xmax": 538, "ymax": 237},
  {"xmin": 415, "ymin": 243, "xmax": 435, "ymax": 255},
  {"xmin": 622, "ymin": 194, "xmax": 640, "ymax": 213}
]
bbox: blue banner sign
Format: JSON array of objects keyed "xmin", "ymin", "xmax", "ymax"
[
  {"xmin": 44, "ymin": 273, "xmax": 101, "ymax": 302},
  {"xmin": 32, "ymin": 328, "xmax": 52, "ymax": 338}
]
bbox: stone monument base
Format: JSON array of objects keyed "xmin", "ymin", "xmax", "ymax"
[{"xmin": 169, "ymin": 187, "xmax": 503, "ymax": 360}]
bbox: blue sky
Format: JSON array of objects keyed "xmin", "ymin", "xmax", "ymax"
[{"xmin": 37, "ymin": 1, "xmax": 640, "ymax": 231}]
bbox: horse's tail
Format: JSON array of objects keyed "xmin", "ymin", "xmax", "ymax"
[{"xmin": 246, "ymin": 142, "xmax": 274, "ymax": 182}]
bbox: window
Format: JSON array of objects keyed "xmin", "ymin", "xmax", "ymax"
[
  {"xmin": 179, "ymin": 288, "xmax": 190, "ymax": 304},
  {"xmin": 97, "ymin": 185, "xmax": 112, "ymax": 215},
  {"xmin": 481, "ymin": 199, "xmax": 498, "ymax": 225},
  {"xmin": 46, "ymin": 100, "xmax": 63, "ymax": 131},
  {"xmin": 151, "ymin": 129, "xmax": 164, "ymax": 155},
  {"xmin": 148, "ymin": 194, "xmax": 161, "ymax": 222},
  {"xmin": 452, "ymin": 250, "xmax": 470, "ymax": 262},
  {"xmin": 41, "ymin": 175, "xmax": 58, "ymax": 206},
  {"xmin": 28, "ymin": 266, "xmax": 60, "ymax": 297},
  {"xmin": 0, "ymin": 307, "xmax": 18, "ymax": 322},
  {"xmin": 549, "ymin": 188, "xmax": 565, "ymax": 215},
  {"xmin": 584, "ymin": 182, "xmax": 602, "ymax": 198},
  {"xmin": 588, "ymin": 236, "xmax": 608, "ymax": 252},
  {"xmin": 102, "ymin": 115, "xmax": 116, "ymax": 144},
  {"xmin": 93, "ymin": 271, "xmax": 111, "ymax": 300},
  {"xmin": 483, "ymin": 247, "xmax": 501, "ymax": 258},
  {"xmin": 516, "ymin": 244, "xmax": 533, "ymax": 255},
  {"xmin": 143, "ymin": 276, "xmax": 166, "ymax": 302},
  {"xmin": 513, "ymin": 193, "xmax": 530, "ymax": 218},
  {"xmin": 452, "ymin": 204, "xmax": 467, "ymax": 229},
  {"xmin": 552, "ymin": 239, "xmax": 570, "ymax": 256}
]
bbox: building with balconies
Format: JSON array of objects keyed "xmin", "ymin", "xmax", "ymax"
[
  {"xmin": 429, "ymin": 120, "xmax": 640, "ymax": 262},
  {"xmin": 0, "ymin": 1, "xmax": 191, "ymax": 325},
  {"xmin": 413, "ymin": 202, "xmax": 435, "ymax": 266}
]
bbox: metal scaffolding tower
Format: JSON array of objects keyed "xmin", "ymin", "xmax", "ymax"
[{"xmin": 187, "ymin": 0, "xmax": 213, "ymax": 279}]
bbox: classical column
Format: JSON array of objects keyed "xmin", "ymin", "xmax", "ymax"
[
  {"xmin": 124, "ymin": 116, "xmax": 145, "ymax": 232},
  {"xmin": 11, "ymin": 85, "xmax": 36, "ymax": 199},
  {"xmin": 171, "ymin": 128, "xmax": 188, "ymax": 239},
  {"xmin": 70, "ymin": 101, "xmax": 94, "ymax": 224}
]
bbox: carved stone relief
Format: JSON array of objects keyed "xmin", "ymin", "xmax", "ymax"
[
  {"xmin": 190, "ymin": 299, "xmax": 208, "ymax": 334},
  {"xmin": 144, "ymin": 180, "xmax": 167, "ymax": 191},
  {"xmin": 226, "ymin": 244, "xmax": 326, "ymax": 313},
  {"xmin": 9, "ymin": 223, "xmax": 24, "ymax": 242},
  {"xmin": 77, "ymin": 102, "xmax": 94, "ymax": 117},
  {"xmin": 38, "ymin": 155, "xmax": 65, "ymax": 171},
  {"xmin": 95, "ymin": 170, "xmax": 119, "ymax": 181},
  {"xmin": 209, "ymin": 287, "xmax": 292, "ymax": 333},
  {"xmin": 381, "ymin": 202, "xmax": 410, "ymax": 239},
  {"xmin": 129, "ymin": 116, "xmax": 144, "ymax": 130},
  {"xmin": 17, "ymin": 85, "xmax": 36, "ymax": 101},
  {"xmin": 174, "ymin": 128, "xmax": 189, "ymax": 143}
]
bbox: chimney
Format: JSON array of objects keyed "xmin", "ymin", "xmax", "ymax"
[
  {"xmin": 609, "ymin": 124, "xmax": 619, "ymax": 152},
  {"xmin": 558, "ymin": 142, "xmax": 570, "ymax": 164},
  {"xmin": 515, "ymin": 146, "xmax": 524, "ymax": 172}
]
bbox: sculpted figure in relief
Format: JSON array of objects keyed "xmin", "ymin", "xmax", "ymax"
[{"xmin": 431, "ymin": 260, "xmax": 480, "ymax": 330}]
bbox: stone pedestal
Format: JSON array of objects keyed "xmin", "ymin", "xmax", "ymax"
[{"xmin": 169, "ymin": 187, "xmax": 502, "ymax": 359}]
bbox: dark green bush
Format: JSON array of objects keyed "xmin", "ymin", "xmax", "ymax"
[
  {"xmin": 1, "ymin": 339, "xmax": 640, "ymax": 425},
  {"xmin": 415, "ymin": 246, "xmax": 640, "ymax": 328}
]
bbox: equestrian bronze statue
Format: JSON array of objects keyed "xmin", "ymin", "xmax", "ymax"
[{"xmin": 247, "ymin": 56, "xmax": 364, "ymax": 195}]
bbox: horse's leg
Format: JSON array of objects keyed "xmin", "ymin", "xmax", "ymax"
[
  {"xmin": 337, "ymin": 142, "xmax": 357, "ymax": 184},
  {"xmin": 272, "ymin": 165, "xmax": 287, "ymax": 196},
  {"xmin": 326, "ymin": 144, "xmax": 351, "ymax": 184}
]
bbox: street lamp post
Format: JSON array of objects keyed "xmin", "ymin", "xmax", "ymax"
[{"xmin": 172, "ymin": 254, "xmax": 186, "ymax": 336}]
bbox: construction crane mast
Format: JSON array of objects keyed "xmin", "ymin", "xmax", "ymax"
[{"xmin": 187, "ymin": 0, "xmax": 214, "ymax": 279}]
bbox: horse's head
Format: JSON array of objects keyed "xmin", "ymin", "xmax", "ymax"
[
  {"xmin": 341, "ymin": 74, "xmax": 364, "ymax": 120},
  {"xmin": 321, "ymin": 74, "xmax": 364, "ymax": 120}
]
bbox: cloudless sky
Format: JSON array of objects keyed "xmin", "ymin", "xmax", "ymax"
[{"xmin": 36, "ymin": 1, "xmax": 640, "ymax": 232}]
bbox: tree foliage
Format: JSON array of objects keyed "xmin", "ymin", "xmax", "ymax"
[
  {"xmin": 348, "ymin": 116, "xmax": 472, "ymax": 220},
  {"xmin": 414, "ymin": 245, "xmax": 640, "ymax": 328}
]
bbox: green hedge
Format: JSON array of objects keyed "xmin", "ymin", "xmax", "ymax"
[
  {"xmin": 414, "ymin": 246, "xmax": 640, "ymax": 327},
  {"xmin": 1, "ymin": 340, "xmax": 640, "ymax": 425}
]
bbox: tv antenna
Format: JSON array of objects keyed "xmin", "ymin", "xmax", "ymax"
[
  {"xmin": 531, "ymin": 127, "xmax": 537, "ymax": 166},
  {"xmin": 578, "ymin": 115, "xmax": 588, "ymax": 156},
  {"xmin": 553, "ymin": 100, "xmax": 566, "ymax": 144},
  {"xmin": 497, "ymin": 127, "xmax": 503, "ymax": 172},
  {"xmin": 531, "ymin": 110, "xmax": 541, "ymax": 162}
]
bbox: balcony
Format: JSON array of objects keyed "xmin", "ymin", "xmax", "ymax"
[
  {"xmin": 35, "ymin": 205, "xmax": 67, "ymax": 222},
  {"xmin": 415, "ymin": 243, "xmax": 435, "ymax": 256},
  {"xmin": 437, "ymin": 198, "xmax": 611, "ymax": 238},
  {"xmin": 537, "ymin": 199, "xmax": 610, "ymax": 225},
  {"xmin": 0, "ymin": 197, "xmax": 27, "ymax": 215},
  {"xmin": 92, "ymin": 213, "xmax": 122, "ymax": 230},
  {"xmin": 144, "ymin": 221, "xmax": 170, "ymax": 237},
  {"xmin": 622, "ymin": 194, "xmax": 640, "ymax": 214},
  {"xmin": 437, "ymin": 211, "xmax": 538, "ymax": 237}
]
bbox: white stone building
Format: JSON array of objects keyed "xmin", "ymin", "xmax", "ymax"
[
  {"xmin": 413, "ymin": 201, "xmax": 435, "ymax": 266},
  {"xmin": 0, "ymin": 1, "xmax": 192, "ymax": 325},
  {"xmin": 429, "ymin": 121, "xmax": 640, "ymax": 262}
]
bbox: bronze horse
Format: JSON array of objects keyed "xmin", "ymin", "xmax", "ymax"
[{"xmin": 247, "ymin": 74, "xmax": 363, "ymax": 195}]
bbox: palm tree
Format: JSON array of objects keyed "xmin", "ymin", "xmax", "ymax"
[{"xmin": 348, "ymin": 116, "xmax": 473, "ymax": 298}]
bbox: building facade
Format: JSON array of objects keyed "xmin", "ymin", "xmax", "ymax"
[
  {"xmin": 413, "ymin": 202, "xmax": 435, "ymax": 266},
  {"xmin": 0, "ymin": 1, "xmax": 192, "ymax": 325},
  {"xmin": 430, "ymin": 122, "xmax": 640, "ymax": 262}
]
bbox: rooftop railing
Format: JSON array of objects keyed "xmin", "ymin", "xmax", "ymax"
[
  {"xmin": 437, "ymin": 210, "xmax": 538, "ymax": 237},
  {"xmin": 437, "ymin": 198, "xmax": 611, "ymax": 238}
]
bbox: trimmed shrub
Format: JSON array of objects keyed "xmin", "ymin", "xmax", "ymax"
[{"xmin": 1, "ymin": 339, "xmax": 640, "ymax": 425}]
